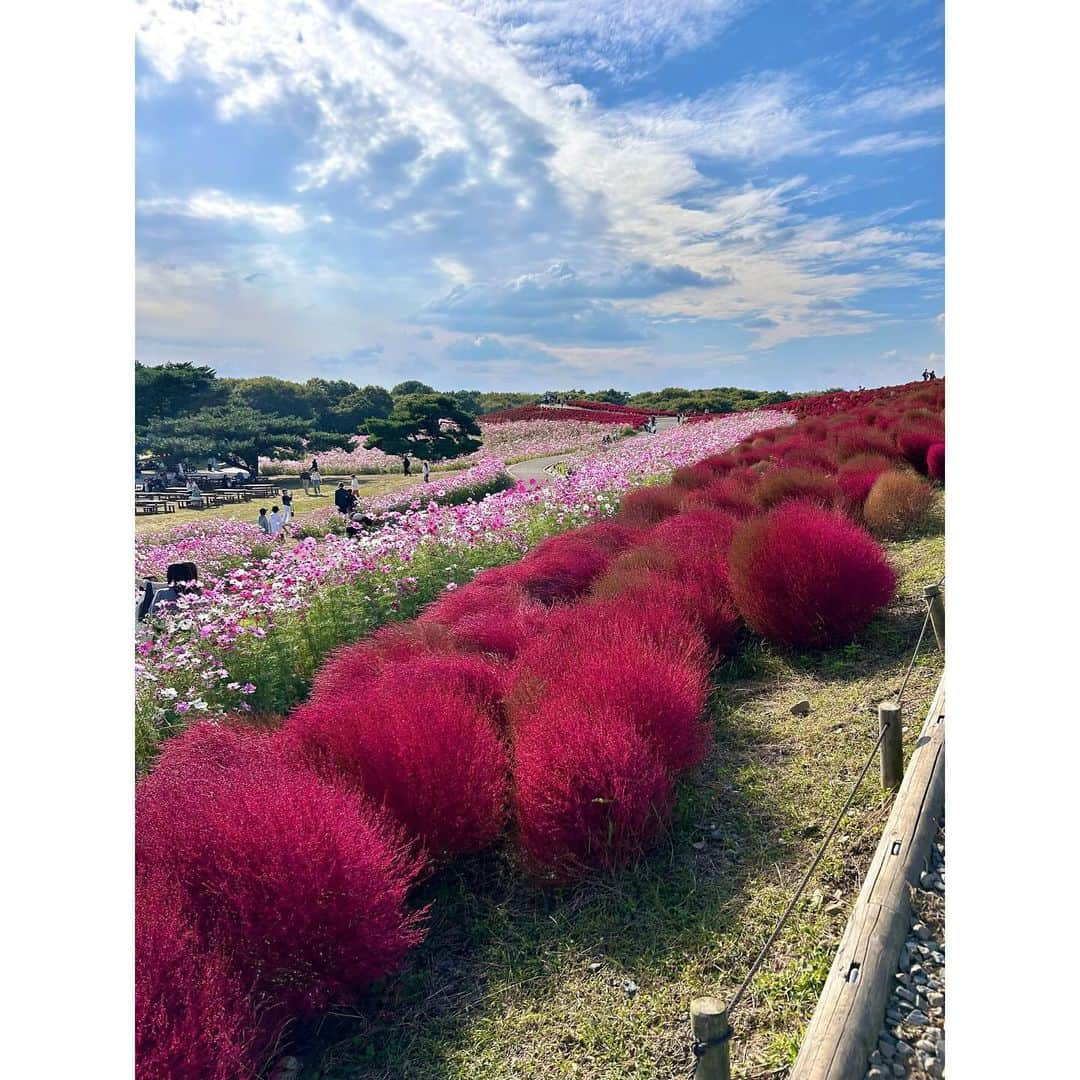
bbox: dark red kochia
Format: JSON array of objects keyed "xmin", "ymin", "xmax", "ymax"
[
  {"xmin": 136, "ymin": 722, "xmax": 428, "ymax": 1039},
  {"xmin": 728, "ymin": 503, "xmax": 897, "ymax": 649}
]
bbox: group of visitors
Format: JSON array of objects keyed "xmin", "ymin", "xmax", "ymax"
[
  {"xmin": 400, "ymin": 455, "xmax": 431, "ymax": 482},
  {"xmin": 921, "ymin": 368, "xmax": 939, "ymax": 381},
  {"xmin": 300, "ymin": 460, "xmax": 323, "ymax": 495},
  {"xmin": 256, "ymin": 492, "xmax": 293, "ymax": 537}
]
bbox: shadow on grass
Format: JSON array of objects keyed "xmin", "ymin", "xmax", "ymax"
[{"xmin": 283, "ymin": 699, "xmax": 799, "ymax": 1080}]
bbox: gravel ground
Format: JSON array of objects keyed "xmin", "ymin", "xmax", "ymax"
[{"xmin": 864, "ymin": 823, "xmax": 945, "ymax": 1079}]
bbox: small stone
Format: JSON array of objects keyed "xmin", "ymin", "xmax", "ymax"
[
  {"xmin": 898, "ymin": 947, "xmax": 911, "ymax": 971},
  {"xmin": 906, "ymin": 1009, "xmax": 930, "ymax": 1026},
  {"xmin": 895, "ymin": 1040, "xmax": 914, "ymax": 1060},
  {"xmin": 790, "ymin": 699, "xmax": 811, "ymax": 716},
  {"xmin": 623, "ymin": 979, "xmax": 638, "ymax": 998},
  {"xmin": 878, "ymin": 1037, "xmax": 896, "ymax": 1058},
  {"xmin": 913, "ymin": 922, "xmax": 932, "ymax": 941},
  {"xmin": 891, "ymin": 1063, "xmax": 906, "ymax": 1077},
  {"xmin": 868, "ymin": 1070, "xmax": 887, "ymax": 1080},
  {"xmin": 924, "ymin": 1025, "xmax": 942, "ymax": 1043},
  {"xmin": 895, "ymin": 972, "xmax": 910, "ymax": 987},
  {"xmin": 587, "ymin": 962, "xmax": 603, "ymax": 973},
  {"xmin": 919, "ymin": 870, "xmax": 935, "ymax": 889},
  {"xmin": 268, "ymin": 1058, "xmax": 301, "ymax": 1080},
  {"xmin": 908, "ymin": 963, "xmax": 924, "ymax": 979},
  {"xmin": 916, "ymin": 1039, "xmax": 938, "ymax": 1054},
  {"xmin": 869, "ymin": 1050, "xmax": 884, "ymax": 1067},
  {"xmin": 895, "ymin": 986, "xmax": 914, "ymax": 1003}
]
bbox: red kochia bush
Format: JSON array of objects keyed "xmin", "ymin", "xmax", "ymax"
[
  {"xmin": 512, "ymin": 702, "xmax": 674, "ymax": 881},
  {"xmin": 510, "ymin": 602, "xmax": 711, "ymax": 775},
  {"xmin": 136, "ymin": 731, "xmax": 427, "ymax": 1025},
  {"xmin": 682, "ymin": 476, "xmax": 758, "ymax": 516},
  {"xmin": 136, "ymin": 870, "xmax": 255, "ymax": 1080},
  {"xmin": 309, "ymin": 621, "xmax": 456, "ymax": 703},
  {"xmin": 286, "ymin": 664, "xmax": 510, "ymax": 858},
  {"xmin": 505, "ymin": 531, "xmax": 616, "ymax": 603},
  {"xmin": 927, "ymin": 441, "xmax": 945, "ymax": 483},
  {"xmin": 753, "ymin": 466, "xmax": 839, "ymax": 511},
  {"xmin": 616, "ymin": 484, "xmax": 685, "ymax": 525},
  {"xmin": 896, "ymin": 427, "xmax": 945, "ymax": 473},
  {"xmin": 728, "ymin": 504, "xmax": 897, "ymax": 648}
]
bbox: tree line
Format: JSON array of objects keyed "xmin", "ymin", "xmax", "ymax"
[{"xmin": 134, "ymin": 363, "xmax": 799, "ymax": 476}]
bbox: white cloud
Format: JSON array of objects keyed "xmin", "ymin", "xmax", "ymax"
[
  {"xmin": 608, "ymin": 74, "xmax": 828, "ymax": 162},
  {"xmin": 135, "ymin": 0, "xmax": 942, "ymax": 350},
  {"xmin": 137, "ymin": 189, "xmax": 320, "ymax": 233},
  {"xmin": 839, "ymin": 132, "xmax": 943, "ymax": 156},
  {"xmin": 845, "ymin": 80, "xmax": 944, "ymax": 120}
]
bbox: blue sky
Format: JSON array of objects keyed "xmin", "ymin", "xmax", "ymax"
[{"xmin": 135, "ymin": 0, "xmax": 944, "ymax": 393}]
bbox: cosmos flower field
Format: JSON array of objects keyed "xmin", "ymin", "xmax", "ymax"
[{"xmin": 136, "ymin": 383, "xmax": 945, "ymax": 1080}]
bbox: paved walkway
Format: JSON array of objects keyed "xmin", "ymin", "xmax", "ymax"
[{"xmin": 506, "ymin": 417, "xmax": 681, "ymax": 488}]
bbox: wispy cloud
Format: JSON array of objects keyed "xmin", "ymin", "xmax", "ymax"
[
  {"xmin": 137, "ymin": 189, "xmax": 323, "ymax": 233},
  {"xmin": 839, "ymin": 132, "xmax": 943, "ymax": 156}
]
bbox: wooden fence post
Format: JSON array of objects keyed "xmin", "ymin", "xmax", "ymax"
[
  {"xmin": 690, "ymin": 997, "xmax": 732, "ymax": 1080},
  {"xmin": 923, "ymin": 584, "xmax": 944, "ymax": 653},
  {"xmin": 879, "ymin": 701, "xmax": 903, "ymax": 792}
]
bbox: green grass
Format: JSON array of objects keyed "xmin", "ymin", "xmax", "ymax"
[
  {"xmin": 290, "ymin": 499, "xmax": 945, "ymax": 1080},
  {"xmin": 134, "ymin": 472, "xmax": 450, "ymax": 534}
]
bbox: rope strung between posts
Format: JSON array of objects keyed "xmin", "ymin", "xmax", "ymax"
[
  {"xmin": 895, "ymin": 605, "xmax": 931, "ymax": 708},
  {"xmin": 692, "ymin": 572, "xmax": 944, "ymax": 1075},
  {"xmin": 725, "ymin": 720, "xmax": 890, "ymax": 1019},
  {"xmin": 896, "ymin": 576, "xmax": 943, "ymax": 707}
]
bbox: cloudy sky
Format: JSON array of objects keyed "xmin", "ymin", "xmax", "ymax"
[{"xmin": 136, "ymin": 0, "xmax": 944, "ymax": 393}]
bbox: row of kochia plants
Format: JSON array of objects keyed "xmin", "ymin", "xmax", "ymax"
[
  {"xmin": 136, "ymin": 381, "xmax": 944, "ymax": 1079},
  {"xmin": 135, "ymin": 414, "xmax": 778, "ymax": 769}
]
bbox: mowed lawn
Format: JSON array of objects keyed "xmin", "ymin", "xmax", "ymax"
[
  {"xmin": 297, "ymin": 497, "xmax": 945, "ymax": 1080},
  {"xmin": 134, "ymin": 472, "xmax": 459, "ymax": 535}
]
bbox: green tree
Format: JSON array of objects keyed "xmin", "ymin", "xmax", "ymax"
[
  {"xmin": 363, "ymin": 394, "xmax": 481, "ymax": 462},
  {"xmin": 135, "ymin": 362, "xmax": 223, "ymax": 426},
  {"xmin": 136, "ymin": 406, "xmax": 353, "ymax": 477},
  {"xmin": 227, "ymin": 377, "xmax": 318, "ymax": 421},
  {"xmin": 391, "ymin": 380, "xmax": 436, "ymax": 397},
  {"xmin": 327, "ymin": 385, "xmax": 395, "ymax": 433}
]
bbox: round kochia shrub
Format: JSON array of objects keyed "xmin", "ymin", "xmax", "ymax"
[
  {"xmin": 728, "ymin": 503, "xmax": 897, "ymax": 648},
  {"xmin": 927, "ymin": 441, "xmax": 945, "ymax": 483},
  {"xmin": 896, "ymin": 427, "xmax": 945, "ymax": 473},
  {"xmin": 286, "ymin": 661, "xmax": 510, "ymax": 858},
  {"xmin": 862, "ymin": 470, "xmax": 934, "ymax": 539},
  {"xmin": 753, "ymin": 466, "xmax": 839, "ymax": 511},
  {"xmin": 512, "ymin": 701, "xmax": 674, "ymax": 881},
  {"xmin": 506, "ymin": 532, "xmax": 615, "ymax": 603},
  {"xmin": 510, "ymin": 601, "xmax": 711, "ymax": 775},
  {"xmin": 136, "ymin": 869, "xmax": 255, "ymax": 1080},
  {"xmin": 136, "ymin": 727, "xmax": 427, "ymax": 1026},
  {"xmin": 616, "ymin": 484, "xmax": 685, "ymax": 525}
]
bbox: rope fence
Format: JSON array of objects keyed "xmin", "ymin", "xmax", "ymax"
[{"xmin": 690, "ymin": 576, "xmax": 944, "ymax": 1079}]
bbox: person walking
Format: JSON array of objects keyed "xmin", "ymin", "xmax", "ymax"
[
  {"xmin": 922, "ymin": 368, "xmax": 929, "ymax": 381},
  {"xmin": 311, "ymin": 458, "xmax": 319, "ymax": 473},
  {"xmin": 402, "ymin": 455, "xmax": 411, "ymax": 477},
  {"xmin": 268, "ymin": 505, "xmax": 284, "ymax": 537},
  {"xmin": 422, "ymin": 460, "xmax": 430, "ymax": 484},
  {"xmin": 311, "ymin": 466, "xmax": 322, "ymax": 495},
  {"xmin": 350, "ymin": 474, "xmax": 360, "ymax": 497},
  {"xmin": 257, "ymin": 508, "xmax": 270, "ymax": 534},
  {"xmin": 281, "ymin": 491, "xmax": 293, "ymax": 524},
  {"xmin": 300, "ymin": 467, "xmax": 311, "ymax": 495}
]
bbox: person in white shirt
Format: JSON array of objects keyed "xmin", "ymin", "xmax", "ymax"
[
  {"xmin": 350, "ymin": 474, "xmax": 360, "ymax": 496},
  {"xmin": 187, "ymin": 481, "xmax": 203, "ymax": 509},
  {"xmin": 258, "ymin": 508, "xmax": 270, "ymax": 534},
  {"xmin": 422, "ymin": 460, "xmax": 431, "ymax": 483},
  {"xmin": 268, "ymin": 505, "xmax": 284, "ymax": 536},
  {"xmin": 311, "ymin": 468, "xmax": 322, "ymax": 495}
]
